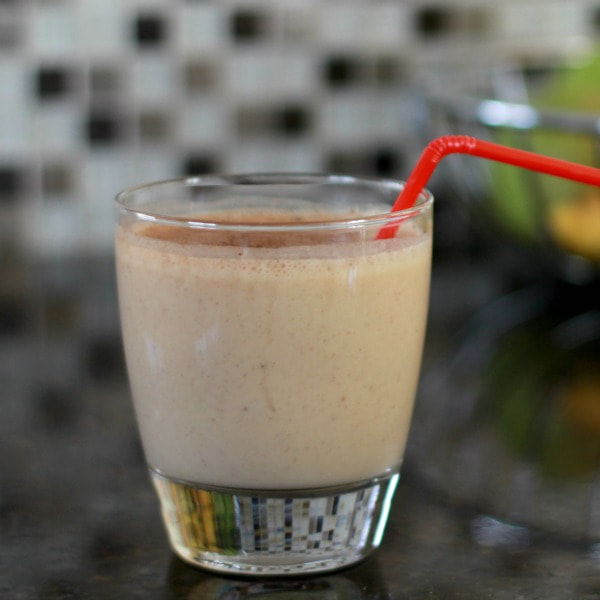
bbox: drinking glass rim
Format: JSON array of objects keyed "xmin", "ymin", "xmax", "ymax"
[{"xmin": 115, "ymin": 173, "xmax": 433, "ymax": 232}]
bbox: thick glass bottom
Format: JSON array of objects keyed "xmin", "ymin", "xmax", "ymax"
[{"xmin": 150, "ymin": 468, "xmax": 400, "ymax": 576}]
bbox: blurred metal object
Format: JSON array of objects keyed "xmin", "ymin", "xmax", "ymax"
[
  {"xmin": 434, "ymin": 96, "xmax": 600, "ymax": 135},
  {"xmin": 419, "ymin": 62, "xmax": 600, "ymax": 282}
]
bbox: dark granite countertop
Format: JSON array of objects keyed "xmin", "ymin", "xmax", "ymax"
[{"xmin": 1, "ymin": 249, "xmax": 599, "ymax": 599}]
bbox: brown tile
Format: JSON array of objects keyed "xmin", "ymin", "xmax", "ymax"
[
  {"xmin": 138, "ymin": 110, "xmax": 171, "ymax": 142},
  {"xmin": 183, "ymin": 59, "xmax": 217, "ymax": 93},
  {"xmin": 42, "ymin": 163, "xmax": 73, "ymax": 196},
  {"xmin": 90, "ymin": 66, "xmax": 121, "ymax": 95},
  {"xmin": 235, "ymin": 106, "xmax": 268, "ymax": 136}
]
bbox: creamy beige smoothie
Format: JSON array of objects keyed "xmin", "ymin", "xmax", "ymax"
[{"xmin": 116, "ymin": 212, "xmax": 431, "ymax": 490}]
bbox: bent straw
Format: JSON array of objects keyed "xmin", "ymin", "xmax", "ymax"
[{"xmin": 377, "ymin": 135, "xmax": 600, "ymax": 239}]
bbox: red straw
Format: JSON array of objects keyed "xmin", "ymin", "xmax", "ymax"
[{"xmin": 377, "ymin": 135, "xmax": 600, "ymax": 239}]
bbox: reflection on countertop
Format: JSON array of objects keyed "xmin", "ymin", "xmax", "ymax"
[{"xmin": 1, "ymin": 243, "xmax": 599, "ymax": 598}]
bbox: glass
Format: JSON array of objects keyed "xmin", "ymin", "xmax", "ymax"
[{"xmin": 115, "ymin": 174, "xmax": 433, "ymax": 575}]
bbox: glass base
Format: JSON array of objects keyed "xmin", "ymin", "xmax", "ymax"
[{"xmin": 150, "ymin": 469, "xmax": 400, "ymax": 576}]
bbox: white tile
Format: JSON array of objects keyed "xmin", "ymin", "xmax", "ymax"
[
  {"xmin": 178, "ymin": 101, "xmax": 228, "ymax": 145},
  {"xmin": 226, "ymin": 50, "xmax": 280, "ymax": 100},
  {"xmin": 321, "ymin": 93, "xmax": 376, "ymax": 143},
  {"xmin": 229, "ymin": 140, "xmax": 320, "ymax": 173},
  {"xmin": 368, "ymin": 4, "xmax": 415, "ymax": 49},
  {"xmin": 133, "ymin": 149, "xmax": 178, "ymax": 185},
  {"xmin": 77, "ymin": 0, "xmax": 130, "ymax": 58},
  {"xmin": 274, "ymin": 53, "xmax": 316, "ymax": 96},
  {"xmin": 369, "ymin": 94, "xmax": 411, "ymax": 141},
  {"xmin": 495, "ymin": 3, "xmax": 583, "ymax": 41},
  {"xmin": 317, "ymin": 2, "xmax": 414, "ymax": 50},
  {"xmin": 279, "ymin": 5, "xmax": 315, "ymax": 43},
  {"xmin": 32, "ymin": 105, "xmax": 81, "ymax": 153},
  {"xmin": 23, "ymin": 201, "xmax": 87, "ymax": 259},
  {"xmin": 84, "ymin": 149, "xmax": 136, "ymax": 253},
  {"xmin": 176, "ymin": 4, "xmax": 225, "ymax": 52},
  {"xmin": 226, "ymin": 50, "xmax": 317, "ymax": 100},
  {"xmin": 132, "ymin": 56, "xmax": 178, "ymax": 104},
  {"xmin": 0, "ymin": 59, "xmax": 32, "ymax": 156},
  {"xmin": 84, "ymin": 149, "xmax": 136, "ymax": 209},
  {"xmin": 30, "ymin": 5, "xmax": 78, "ymax": 58},
  {"xmin": 318, "ymin": 2, "xmax": 369, "ymax": 48}
]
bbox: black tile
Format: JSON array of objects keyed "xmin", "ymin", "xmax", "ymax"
[
  {"xmin": 86, "ymin": 335, "xmax": 126, "ymax": 382},
  {"xmin": 133, "ymin": 13, "xmax": 167, "ymax": 48},
  {"xmin": 323, "ymin": 55, "xmax": 363, "ymax": 88},
  {"xmin": 0, "ymin": 298, "xmax": 30, "ymax": 335},
  {"xmin": 230, "ymin": 9, "xmax": 267, "ymax": 42},
  {"xmin": 181, "ymin": 154, "xmax": 218, "ymax": 176},
  {"xmin": 36, "ymin": 66, "xmax": 71, "ymax": 100},
  {"xmin": 85, "ymin": 112, "xmax": 121, "ymax": 145},
  {"xmin": 272, "ymin": 104, "xmax": 312, "ymax": 137},
  {"xmin": 415, "ymin": 6, "xmax": 454, "ymax": 38},
  {"xmin": 368, "ymin": 147, "xmax": 402, "ymax": 178},
  {"xmin": 35, "ymin": 386, "xmax": 80, "ymax": 431},
  {"xmin": 0, "ymin": 165, "xmax": 23, "ymax": 203}
]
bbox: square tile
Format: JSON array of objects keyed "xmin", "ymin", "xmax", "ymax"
[
  {"xmin": 0, "ymin": 297, "xmax": 31, "ymax": 335},
  {"xmin": 235, "ymin": 105, "xmax": 268, "ymax": 137},
  {"xmin": 132, "ymin": 56, "xmax": 177, "ymax": 103},
  {"xmin": 133, "ymin": 12, "xmax": 168, "ymax": 48},
  {"xmin": 31, "ymin": 5, "xmax": 78, "ymax": 58},
  {"xmin": 77, "ymin": 1, "xmax": 129, "ymax": 57},
  {"xmin": 36, "ymin": 65, "xmax": 74, "ymax": 100},
  {"xmin": 42, "ymin": 162, "xmax": 74, "ymax": 196},
  {"xmin": 183, "ymin": 59, "xmax": 218, "ymax": 93},
  {"xmin": 270, "ymin": 53, "xmax": 316, "ymax": 97},
  {"xmin": 176, "ymin": 4, "xmax": 224, "ymax": 51},
  {"xmin": 0, "ymin": 10, "xmax": 22, "ymax": 49},
  {"xmin": 414, "ymin": 5, "xmax": 456, "ymax": 39},
  {"xmin": 85, "ymin": 111, "xmax": 123, "ymax": 146},
  {"xmin": 0, "ymin": 59, "xmax": 34, "ymax": 154},
  {"xmin": 325, "ymin": 150, "xmax": 362, "ymax": 176},
  {"xmin": 374, "ymin": 56, "xmax": 405, "ymax": 87},
  {"xmin": 229, "ymin": 140, "xmax": 318, "ymax": 173},
  {"xmin": 226, "ymin": 50, "xmax": 281, "ymax": 99},
  {"xmin": 33, "ymin": 105, "xmax": 80, "ymax": 153},
  {"xmin": 367, "ymin": 146, "xmax": 403, "ymax": 178},
  {"xmin": 230, "ymin": 8, "xmax": 269, "ymax": 43},
  {"xmin": 270, "ymin": 104, "xmax": 312, "ymax": 137},
  {"xmin": 24, "ymin": 201, "xmax": 87, "ymax": 259},
  {"xmin": 321, "ymin": 94, "xmax": 373, "ymax": 142},
  {"xmin": 0, "ymin": 164, "xmax": 24, "ymax": 204},
  {"xmin": 178, "ymin": 101, "xmax": 226, "ymax": 144},
  {"xmin": 133, "ymin": 149, "xmax": 177, "ymax": 183},
  {"xmin": 322, "ymin": 54, "xmax": 365, "ymax": 88},
  {"xmin": 89, "ymin": 66, "xmax": 121, "ymax": 95},
  {"xmin": 138, "ymin": 110, "xmax": 171, "ymax": 143},
  {"xmin": 181, "ymin": 152, "xmax": 219, "ymax": 176}
]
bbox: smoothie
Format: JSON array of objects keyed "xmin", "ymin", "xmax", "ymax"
[{"xmin": 116, "ymin": 211, "xmax": 431, "ymax": 490}]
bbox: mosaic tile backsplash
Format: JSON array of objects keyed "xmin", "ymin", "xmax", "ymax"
[{"xmin": 1, "ymin": 1, "xmax": 599, "ymax": 257}]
